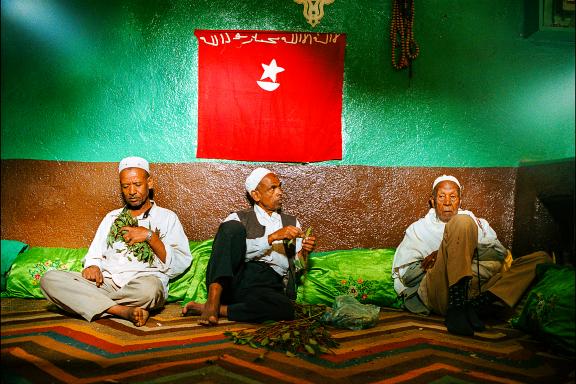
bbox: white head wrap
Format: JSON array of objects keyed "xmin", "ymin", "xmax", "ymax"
[
  {"xmin": 432, "ymin": 175, "xmax": 461, "ymax": 191},
  {"xmin": 245, "ymin": 167, "xmax": 273, "ymax": 194},
  {"xmin": 118, "ymin": 156, "xmax": 150, "ymax": 174}
]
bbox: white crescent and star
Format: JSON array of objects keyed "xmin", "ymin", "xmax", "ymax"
[{"xmin": 257, "ymin": 59, "xmax": 284, "ymax": 92}]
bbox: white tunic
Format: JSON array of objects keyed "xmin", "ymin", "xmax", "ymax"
[
  {"xmin": 83, "ymin": 202, "xmax": 192, "ymax": 298},
  {"xmin": 392, "ymin": 209, "xmax": 506, "ymax": 295}
]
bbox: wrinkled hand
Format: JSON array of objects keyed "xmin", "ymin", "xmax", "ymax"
[
  {"xmin": 82, "ymin": 265, "xmax": 103, "ymax": 287},
  {"xmin": 120, "ymin": 226, "xmax": 149, "ymax": 246},
  {"xmin": 301, "ymin": 235, "xmax": 316, "ymax": 253},
  {"xmin": 421, "ymin": 251, "xmax": 438, "ymax": 271},
  {"xmin": 268, "ymin": 225, "xmax": 303, "ymax": 245}
]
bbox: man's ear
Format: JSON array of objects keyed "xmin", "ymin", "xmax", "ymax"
[
  {"xmin": 147, "ymin": 176, "xmax": 155, "ymax": 190},
  {"xmin": 428, "ymin": 196, "xmax": 435, "ymax": 209},
  {"xmin": 250, "ymin": 190, "xmax": 260, "ymax": 203}
]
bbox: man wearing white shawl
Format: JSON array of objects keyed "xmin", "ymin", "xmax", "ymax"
[{"xmin": 392, "ymin": 175, "xmax": 551, "ymax": 336}]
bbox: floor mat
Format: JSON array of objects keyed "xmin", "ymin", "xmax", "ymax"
[{"xmin": 1, "ymin": 298, "xmax": 574, "ymax": 384}]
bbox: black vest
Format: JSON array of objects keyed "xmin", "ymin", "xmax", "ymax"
[
  {"xmin": 236, "ymin": 207, "xmax": 299, "ymax": 300},
  {"xmin": 236, "ymin": 208, "xmax": 297, "ymax": 239}
]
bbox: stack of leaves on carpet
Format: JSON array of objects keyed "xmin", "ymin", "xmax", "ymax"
[{"xmin": 224, "ymin": 303, "xmax": 338, "ymax": 359}]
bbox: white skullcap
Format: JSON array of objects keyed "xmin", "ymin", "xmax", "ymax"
[
  {"xmin": 245, "ymin": 167, "xmax": 273, "ymax": 193},
  {"xmin": 432, "ymin": 175, "xmax": 461, "ymax": 191},
  {"xmin": 118, "ymin": 156, "xmax": 150, "ymax": 174}
]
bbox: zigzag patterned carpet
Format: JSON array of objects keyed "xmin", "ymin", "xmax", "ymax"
[{"xmin": 1, "ymin": 298, "xmax": 574, "ymax": 384}]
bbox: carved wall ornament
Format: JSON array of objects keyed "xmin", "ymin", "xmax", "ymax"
[{"xmin": 294, "ymin": 0, "xmax": 334, "ymax": 27}]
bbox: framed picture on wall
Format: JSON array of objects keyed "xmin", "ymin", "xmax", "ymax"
[{"xmin": 524, "ymin": 0, "xmax": 575, "ymax": 41}]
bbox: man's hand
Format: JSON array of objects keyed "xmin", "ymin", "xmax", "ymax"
[
  {"xmin": 421, "ymin": 251, "xmax": 438, "ymax": 271},
  {"xmin": 301, "ymin": 235, "xmax": 316, "ymax": 253},
  {"xmin": 268, "ymin": 225, "xmax": 303, "ymax": 245},
  {"xmin": 120, "ymin": 225, "xmax": 167, "ymax": 263},
  {"xmin": 297, "ymin": 234, "xmax": 316, "ymax": 269},
  {"xmin": 82, "ymin": 265, "xmax": 104, "ymax": 287},
  {"xmin": 120, "ymin": 226, "xmax": 150, "ymax": 246}
]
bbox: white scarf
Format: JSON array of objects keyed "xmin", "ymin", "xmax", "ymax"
[{"xmin": 392, "ymin": 209, "xmax": 506, "ymax": 294}]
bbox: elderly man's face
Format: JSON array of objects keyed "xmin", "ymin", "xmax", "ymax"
[
  {"xmin": 120, "ymin": 168, "xmax": 153, "ymax": 209},
  {"xmin": 252, "ymin": 173, "xmax": 283, "ymax": 214},
  {"xmin": 432, "ymin": 180, "xmax": 461, "ymax": 223}
]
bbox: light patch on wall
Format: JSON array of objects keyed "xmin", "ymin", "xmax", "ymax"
[
  {"xmin": 2, "ymin": 0, "xmax": 89, "ymax": 56},
  {"xmin": 522, "ymin": 68, "xmax": 575, "ymax": 126},
  {"xmin": 512, "ymin": 67, "xmax": 575, "ymax": 162}
]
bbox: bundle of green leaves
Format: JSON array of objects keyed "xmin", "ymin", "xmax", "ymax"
[
  {"xmin": 106, "ymin": 208, "xmax": 157, "ymax": 266},
  {"xmin": 224, "ymin": 303, "xmax": 338, "ymax": 359},
  {"xmin": 287, "ymin": 226, "xmax": 313, "ymax": 247}
]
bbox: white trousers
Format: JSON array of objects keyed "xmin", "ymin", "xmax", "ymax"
[{"xmin": 40, "ymin": 270, "xmax": 165, "ymax": 321}]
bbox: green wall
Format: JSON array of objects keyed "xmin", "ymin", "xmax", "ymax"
[{"xmin": 1, "ymin": 0, "xmax": 574, "ymax": 166}]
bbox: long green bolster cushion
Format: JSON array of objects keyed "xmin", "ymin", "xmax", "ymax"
[
  {"xmin": 296, "ymin": 248, "xmax": 403, "ymax": 309},
  {"xmin": 1, "ymin": 240, "xmax": 211, "ymax": 301},
  {"xmin": 180, "ymin": 240, "xmax": 214, "ymax": 306},
  {"xmin": 1, "ymin": 240, "xmax": 403, "ymax": 311},
  {"xmin": 510, "ymin": 263, "xmax": 575, "ymax": 356},
  {"xmin": 167, "ymin": 239, "xmax": 213, "ymax": 303},
  {"xmin": 1, "ymin": 240, "xmax": 29, "ymax": 292},
  {"xmin": 1, "ymin": 247, "xmax": 86, "ymax": 299}
]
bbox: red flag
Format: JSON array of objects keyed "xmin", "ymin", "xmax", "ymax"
[{"xmin": 195, "ymin": 30, "xmax": 346, "ymax": 162}]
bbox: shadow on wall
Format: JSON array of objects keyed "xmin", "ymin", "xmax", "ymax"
[{"xmin": 513, "ymin": 158, "xmax": 575, "ymax": 266}]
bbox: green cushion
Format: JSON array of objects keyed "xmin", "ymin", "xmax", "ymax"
[
  {"xmin": 167, "ymin": 239, "xmax": 213, "ymax": 303},
  {"xmin": 1, "ymin": 240, "xmax": 29, "ymax": 291},
  {"xmin": 1, "ymin": 240, "xmax": 211, "ymax": 301},
  {"xmin": 180, "ymin": 239, "xmax": 214, "ymax": 305},
  {"xmin": 296, "ymin": 248, "xmax": 403, "ymax": 308},
  {"xmin": 1, "ymin": 247, "xmax": 86, "ymax": 299},
  {"xmin": 510, "ymin": 263, "xmax": 575, "ymax": 356},
  {"xmin": 1, "ymin": 240, "xmax": 404, "ymax": 312}
]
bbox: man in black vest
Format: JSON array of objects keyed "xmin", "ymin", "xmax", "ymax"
[{"xmin": 182, "ymin": 168, "xmax": 316, "ymax": 325}]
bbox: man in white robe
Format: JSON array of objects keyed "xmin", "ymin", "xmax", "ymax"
[
  {"xmin": 392, "ymin": 175, "xmax": 551, "ymax": 336},
  {"xmin": 41, "ymin": 156, "xmax": 192, "ymax": 327}
]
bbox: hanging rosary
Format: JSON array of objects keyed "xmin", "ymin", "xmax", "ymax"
[{"xmin": 390, "ymin": 0, "xmax": 419, "ymax": 75}]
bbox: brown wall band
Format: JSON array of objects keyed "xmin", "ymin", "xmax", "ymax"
[{"xmin": 1, "ymin": 160, "xmax": 517, "ymax": 251}]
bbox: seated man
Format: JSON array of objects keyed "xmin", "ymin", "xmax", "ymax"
[
  {"xmin": 182, "ymin": 167, "xmax": 316, "ymax": 325},
  {"xmin": 41, "ymin": 156, "xmax": 192, "ymax": 327},
  {"xmin": 392, "ymin": 175, "xmax": 551, "ymax": 336}
]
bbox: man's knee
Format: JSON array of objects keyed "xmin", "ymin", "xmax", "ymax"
[
  {"xmin": 447, "ymin": 214, "xmax": 476, "ymax": 230},
  {"xmin": 442, "ymin": 215, "xmax": 478, "ymax": 251},
  {"xmin": 40, "ymin": 270, "xmax": 69, "ymax": 292},
  {"xmin": 132, "ymin": 276, "xmax": 164, "ymax": 303},
  {"xmin": 516, "ymin": 251, "xmax": 553, "ymax": 265},
  {"xmin": 217, "ymin": 220, "xmax": 247, "ymax": 238}
]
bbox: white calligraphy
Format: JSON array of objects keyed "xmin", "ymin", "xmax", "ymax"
[{"xmin": 198, "ymin": 32, "xmax": 341, "ymax": 47}]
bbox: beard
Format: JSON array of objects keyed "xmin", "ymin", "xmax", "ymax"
[{"xmin": 123, "ymin": 194, "xmax": 149, "ymax": 211}]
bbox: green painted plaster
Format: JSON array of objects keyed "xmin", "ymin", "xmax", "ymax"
[{"xmin": 1, "ymin": 0, "xmax": 574, "ymax": 166}]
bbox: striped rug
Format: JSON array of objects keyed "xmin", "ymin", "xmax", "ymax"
[{"xmin": 1, "ymin": 298, "xmax": 574, "ymax": 384}]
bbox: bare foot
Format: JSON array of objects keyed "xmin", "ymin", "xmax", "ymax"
[
  {"xmin": 195, "ymin": 282, "xmax": 223, "ymax": 326},
  {"xmin": 199, "ymin": 299, "xmax": 220, "ymax": 326},
  {"xmin": 128, "ymin": 307, "xmax": 149, "ymax": 327},
  {"xmin": 182, "ymin": 300, "xmax": 228, "ymax": 326},
  {"xmin": 107, "ymin": 305, "xmax": 149, "ymax": 327},
  {"xmin": 181, "ymin": 301, "xmax": 220, "ymax": 325},
  {"xmin": 182, "ymin": 301, "xmax": 203, "ymax": 316}
]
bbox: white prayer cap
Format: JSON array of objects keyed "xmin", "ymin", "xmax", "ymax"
[
  {"xmin": 118, "ymin": 156, "xmax": 150, "ymax": 174},
  {"xmin": 245, "ymin": 167, "xmax": 273, "ymax": 193},
  {"xmin": 432, "ymin": 175, "xmax": 461, "ymax": 191}
]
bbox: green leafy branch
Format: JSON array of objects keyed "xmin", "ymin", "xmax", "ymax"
[
  {"xmin": 224, "ymin": 303, "xmax": 338, "ymax": 360},
  {"xmin": 287, "ymin": 226, "xmax": 313, "ymax": 247},
  {"xmin": 106, "ymin": 208, "xmax": 159, "ymax": 266}
]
